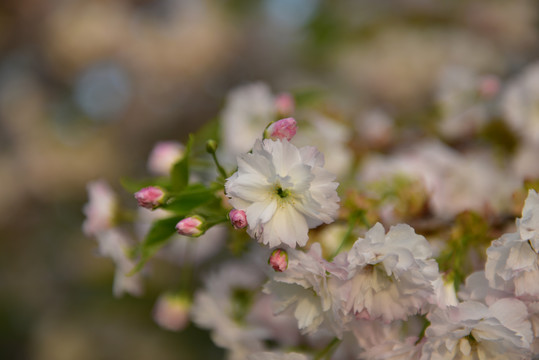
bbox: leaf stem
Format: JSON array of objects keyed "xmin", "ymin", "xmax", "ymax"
[{"xmin": 314, "ymin": 337, "xmax": 341, "ymax": 360}]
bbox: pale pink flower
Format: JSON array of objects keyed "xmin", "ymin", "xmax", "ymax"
[
  {"xmin": 176, "ymin": 216, "xmax": 204, "ymax": 237},
  {"xmin": 501, "ymin": 62, "xmax": 539, "ymax": 145},
  {"xmin": 266, "ymin": 117, "xmax": 297, "ymax": 141},
  {"xmin": 269, "ymin": 249, "xmax": 288, "ymax": 272},
  {"xmin": 335, "ymin": 223, "xmax": 439, "ymax": 323},
  {"xmin": 275, "ymin": 93, "xmax": 295, "ymax": 117},
  {"xmin": 485, "ymin": 190, "xmax": 539, "ymax": 298},
  {"xmin": 221, "ymin": 83, "xmax": 276, "ymax": 159},
  {"xmin": 153, "ymin": 293, "xmax": 190, "ymax": 331},
  {"xmin": 263, "ymin": 244, "xmax": 346, "ymax": 336},
  {"xmin": 421, "ymin": 299, "xmax": 532, "ymax": 359},
  {"xmin": 517, "ymin": 189, "xmax": 539, "ymax": 252},
  {"xmin": 83, "ymin": 180, "xmax": 117, "ymax": 237},
  {"xmin": 147, "ymin": 141, "xmax": 185, "ymax": 176},
  {"xmin": 134, "ymin": 186, "xmax": 165, "ymax": 209},
  {"xmin": 95, "ymin": 229, "xmax": 144, "ymax": 298},
  {"xmin": 191, "ymin": 260, "xmax": 269, "ymax": 359},
  {"xmin": 229, "ymin": 209, "xmax": 248, "ymax": 229}
]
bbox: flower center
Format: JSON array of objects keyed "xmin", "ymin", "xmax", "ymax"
[{"xmin": 275, "ymin": 186, "xmax": 290, "ymax": 199}]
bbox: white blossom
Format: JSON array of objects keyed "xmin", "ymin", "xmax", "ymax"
[
  {"xmin": 82, "ymin": 180, "xmax": 117, "ymax": 237},
  {"xmin": 517, "ymin": 189, "xmax": 539, "ymax": 253},
  {"xmin": 501, "ymin": 61, "xmax": 539, "ymax": 145},
  {"xmin": 435, "ymin": 65, "xmax": 489, "ymax": 139},
  {"xmin": 293, "ymin": 113, "xmax": 353, "ymax": 179},
  {"xmin": 421, "ymin": 299, "xmax": 532, "ymax": 360},
  {"xmin": 225, "ymin": 139, "xmax": 339, "ymax": 248},
  {"xmin": 485, "ymin": 190, "xmax": 539, "ymax": 298},
  {"xmin": 221, "ymin": 82, "xmax": 276, "ymax": 160},
  {"xmin": 350, "ymin": 319, "xmax": 421, "ymax": 360},
  {"xmin": 190, "ymin": 260, "xmax": 269, "ymax": 360},
  {"xmin": 359, "ymin": 141, "xmax": 519, "ymax": 218},
  {"xmin": 263, "ymin": 244, "xmax": 346, "ymax": 336},
  {"xmin": 458, "ymin": 271, "xmax": 511, "ymax": 305},
  {"xmin": 485, "ymin": 231, "xmax": 539, "ymax": 298},
  {"xmin": 335, "ymin": 223, "xmax": 439, "ymax": 323},
  {"xmin": 95, "ymin": 229, "xmax": 143, "ymax": 297}
]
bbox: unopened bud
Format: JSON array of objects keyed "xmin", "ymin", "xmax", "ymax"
[
  {"xmin": 269, "ymin": 249, "xmax": 288, "ymax": 272},
  {"xmin": 206, "ymin": 139, "xmax": 218, "ymax": 154},
  {"xmin": 153, "ymin": 293, "xmax": 191, "ymax": 332},
  {"xmin": 275, "ymin": 93, "xmax": 295, "ymax": 116},
  {"xmin": 176, "ymin": 216, "xmax": 204, "ymax": 237},
  {"xmin": 134, "ymin": 186, "xmax": 165, "ymax": 209},
  {"xmin": 148, "ymin": 141, "xmax": 185, "ymax": 176},
  {"xmin": 266, "ymin": 117, "xmax": 297, "ymax": 141},
  {"xmin": 229, "ymin": 209, "xmax": 247, "ymax": 229}
]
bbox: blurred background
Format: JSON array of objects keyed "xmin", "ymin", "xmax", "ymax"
[{"xmin": 1, "ymin": 0, "xmax": 538, "ymax": 359}]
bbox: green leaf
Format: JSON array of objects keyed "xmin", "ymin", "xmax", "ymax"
[
  {"xmin": 170, "ymin": 134, "xmax": 194, "ymax": 192},
  {"xmin": 162, "ymin": 184, "xmax": 219, "ymax": 215},
  {"xmin": 130, "ymin": 215, "xmax": 183, "ymax": 274}
]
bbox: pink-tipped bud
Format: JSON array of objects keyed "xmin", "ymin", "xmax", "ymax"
[
  {"xmin": 275, "ymin": 93, "xmax": 295, "ymax": 116},
  {"xmin": 269, "ymin": 249, "xmax": 288, "ymax": 272},
  {"xmin": 267, "ymin": 117, "xmax": 297, "ymax": 141},
  {"xmin": 153, "ymin": 293, "xmax": 191, "ymax": 332},
  {"xmin": 176, "ymin": 216, "xmax": 204, "ymax": 237},
  {"xmin": 134, "ymin": 186, "xmax": 165, "ymax": 209},
  {"xmin": 147, "ymin": 141, "xmax": 185, "ymax": 176},
  {"xmin": 229, "ymin": 209, "xmax": 247, "ymax": 229}
]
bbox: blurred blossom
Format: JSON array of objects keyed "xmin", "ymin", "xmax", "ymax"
[
  {"xmin": 435, "ymin": 65, "xmax": 489, "ymax": 140},
  {"xmin": 74, "ymin": 62, "xmax": 131, "ymax": 121},
  {"xmin": 220, "ymin": 82, "xmax": 276, "ymax": 161},
  {"xmin": 512, "ymin": 143, "xmax": 539, "ymax": 180},
  {"xmin": 95, "ymin": 229, "xmax": 144, "ymax": 298},
  {"xmin": 501, "ymin": 61, "xmax": 539, "ymax": 145},
  {"xmin": 355, "ymin": 109, "xmax": 394, "ymax": 149},
  {"xmin": 294, "ymin": 113, "xmax": 353, "ymax": 179},
  {"xmin": 82, "ymin": 180, "xmax": 117, "ymax": 237},
  {"xmin": 275, "ymin": 93, "xmax": 295, "ymax": 117},
  {"xmin": 147, "ymin": 141, "xmax": 185, "ymax": 176},
  {"xmin": 190, "ymin": 260, "xmax": 269, "ymax": 359},
  {"xmin": 359, "ymin": 141, "xmax": 519, "ymax": 218},
  {"xmin": 153, "ymin": 293, "xmax": 191, "ymax": 332}
]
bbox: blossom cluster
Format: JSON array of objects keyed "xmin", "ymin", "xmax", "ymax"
[{"xmin": 83, "ymin": 71, "xmax": 539, "ymax": 359}]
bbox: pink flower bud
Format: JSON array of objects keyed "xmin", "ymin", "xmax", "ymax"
[
  {"xmin": 229, "ymin": 209, "xmax": 247, "ymax": 229},
  {"xmin": 134, "ymin": 186, "xmax": 165, "ymax": 209},
  {"xmin": 147, "ymin": 141, "xmax": 185, "ymax": 176},
  {"xmin": 153, "ymin": 293, "xmax": 190, "ymax": 332},
  {"xmin": 267, "ymin": 117, "xmax": 297, "ymax": 141},
  {"xmin": 269, "ymin": 249, "xmax": 288, "ymax": 272},
  {"xmin": 275, "ymin": 93, "xmax": 295, "ymax": 116},
  {"xmin": 176, "ymin": 216, "xmax": 204, "ymax": 237}
]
